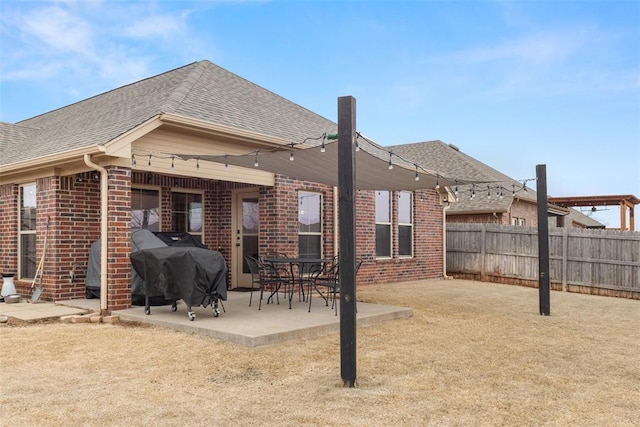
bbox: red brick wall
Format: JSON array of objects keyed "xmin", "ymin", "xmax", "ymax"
[
  {"xmin": 106, "ymin": 166, "xmax": 132, "ymax": 311},
  {"xmin": 0, "ymin": 184, "xmax": 18, "ymax": 275},
  {"xmin": 39, "ymin": 174, "xmax": 101, "ymax": 301},
  {"xmin": 3, "ymin": 169, "xmax": 446, "ymax": 306},
  {"xmin": 357, "ymin": 189, "xmax": 445, "ymax": 285},
  {"xmin": 3, "ymin": 174, "xmax": 101, "ymax": 300},
  {"xmin": 510, "ymin": 199, "xmax": 538, "ymax": 226},
  {"xmin": 260, "ymin": 180, "xmax": 445, "ymax": 285}
]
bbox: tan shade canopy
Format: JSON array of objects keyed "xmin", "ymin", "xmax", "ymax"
[{"xmin": 176, "ymin": 137, "xmax": 465, "ymax": 191}]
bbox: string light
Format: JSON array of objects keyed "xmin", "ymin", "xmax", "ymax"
[{"xmin": 135, "ymin": 132, "xmax": 539, "ymax": 202}]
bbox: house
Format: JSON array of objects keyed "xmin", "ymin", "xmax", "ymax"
[
  {"xmin": 389, "ymin": 140, "xmax": 603, "ymax": 228},
  {"xmin": 0, "ymin": 60, "xmax": 451, "ymax": 313}
]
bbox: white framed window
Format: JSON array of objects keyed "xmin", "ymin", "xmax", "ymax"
[
  {"xmin": 398, "ymin": 191, "xmax": 413, "ymax": 257},
  {"xmin": 375, "ymin": 190, "xmax": 391, "ymax": 258},
  {"xmin": 511, "ymin": 217, "xmax": 526, "ymax": 226},
  {"xmin": 19, "ymin": 183, "xmax": 37, "ymax": 279},
  {"xmin": 131, "ymin": 187, "xmax": 160, "ymax": 231},
  {"xmin": 171, "ymin": 191, "xmax": 203, "ymax": 242},
  {"xmin": 298, "ymin": 191, "xmax": 322, "ymax": 258}
]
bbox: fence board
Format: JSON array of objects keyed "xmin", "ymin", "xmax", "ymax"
[{"xmin": 446, "ymin": 223, "xmax": 640, "ymax": 297}]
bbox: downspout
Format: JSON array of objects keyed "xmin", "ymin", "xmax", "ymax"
[
  {"xmin": 84, "ymin": 155, "xmax": 108, "ymax": 314},
  {"xmin": 442, "ymin": 202, "xmax": 451, "ymax": 279}
]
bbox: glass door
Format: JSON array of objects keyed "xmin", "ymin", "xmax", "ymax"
[{"xmin": 233, "ymin": 190, "xmax": 259, "ymax": 288}]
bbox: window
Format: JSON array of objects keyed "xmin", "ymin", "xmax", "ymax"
[
  {"xmin": 19, "ymin": 183, "xmax": 37, "ymax": 279},
  {"xmin": 511, "ymin": 217, "xmax": 526, "ymax": 226},
  {"xmin": 398, "ymin": 191, "xmax": 413, "ymax": 257},
  {"xmin": 172, "ymin": 191, "xmax": 203, "ymax": 242},
  {"xmin": 375, "ymin": 190, "xmax": 391, "ymax": 257},
  {"xmin": 131, "ymin": 188, "xmax": 160, "ymax": 231},
  {"xmin": 298, "ymin": 191, "xmax": 322, "ymax": 258}
]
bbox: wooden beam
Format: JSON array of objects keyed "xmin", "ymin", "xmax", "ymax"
[
  {"xmin": 536, "ymin": 164, "xmax": 551, "ymax": 316},
  {"xmin": 620, "ymin": 201, "xmax": 627, "ymax": 231},
  {"xmin": 338, "ymin": 96, "xmax": 357, "ymax": 387}
]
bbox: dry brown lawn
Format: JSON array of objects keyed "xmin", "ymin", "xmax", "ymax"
[{"xmin": 1, "ymin": 279, "xmax": 638, "ymax": 426}]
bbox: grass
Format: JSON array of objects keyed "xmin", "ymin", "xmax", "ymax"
[{"xmin": 1, "ymin": 279, "xmax": 638, "ymax": 426}]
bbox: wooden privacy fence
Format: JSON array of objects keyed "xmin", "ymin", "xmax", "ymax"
[{"xmin": 446, "ymin": 223, "xmax": 640, "ymax": 299}]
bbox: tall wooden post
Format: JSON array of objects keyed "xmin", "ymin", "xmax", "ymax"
[
  {"xmin": 338, "ymin": 96, "xmax": 357, "ymax": 387},
  {"xmin": 536, "ymin": 164, "xmax": 551, "ymax": 316}
]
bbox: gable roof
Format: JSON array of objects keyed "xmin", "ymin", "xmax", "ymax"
[
  {"xmin": 388, "ymin": 140, "xmax": 537, "ymax": 213},
  {"xmin": 3, "ymin": 60, "xmax": 337, "ymax": 167}
]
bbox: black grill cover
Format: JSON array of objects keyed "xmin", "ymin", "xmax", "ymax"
[
  {"xmin": 130, "ymin": 247, "xmax": 227, "ymax": 307},
  {"xmin": 153, "ymin": 232, "xmax": 208, "ymax": 248}
]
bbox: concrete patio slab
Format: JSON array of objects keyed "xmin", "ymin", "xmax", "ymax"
[
  {"xmin": 3, "ymin": 291, "xmax": 413, "ymax": 347},
  {"xmin": 111, "ymin": 291, "xmax": 413, "ymax": 347},
  {"xmin": 0, "ymin": 300, "xmax": 90, "ymax": 321}
]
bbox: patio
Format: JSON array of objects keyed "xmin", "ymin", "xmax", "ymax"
[{"xmin": 2, "ymin": 290, "xmax": 413, "ymax": 347}]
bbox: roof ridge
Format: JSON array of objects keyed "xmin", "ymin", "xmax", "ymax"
[{"xmin": 160, "ymin": 61, "xmax": 207, "ymax": 113}]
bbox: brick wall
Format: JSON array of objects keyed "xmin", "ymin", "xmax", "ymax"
[
  {"xmin": 41, "ymin": 174, "xmax": 101, "ymax": 301},
  {"xmin": 0, "ymin": 184, "xmax": 18, "ymax": 275},
  {"xmin": 357, "ymin": 188, "xmax": 445, "ymax": 285},
  {"xmin": 510, "ymin": 198, "xmax": 538, "ymax": 226},
  {"xmin": 3, "ymin": 168, "xmax": 447, "ymax": 307},
  {"xmin": 106, "ymin": 166, "xmax": 132, "ymax": 311}
]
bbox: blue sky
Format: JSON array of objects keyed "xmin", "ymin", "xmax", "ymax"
[{"xmin": 1, "ymin": 0, "xmax": 639, "ymax": 227}]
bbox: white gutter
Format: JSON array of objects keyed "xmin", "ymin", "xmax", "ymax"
[
  {"xmin": 84, "ymin": 155, "xmax": 108, "ymax": 313},
  {"xmin": 442, "ymin": 202, "xmax": 451, "ymax": 280}
]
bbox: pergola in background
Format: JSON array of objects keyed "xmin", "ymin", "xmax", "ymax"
[{"xmin": 548, "ymin": 195, "xmax": 639, "ymax": 231}]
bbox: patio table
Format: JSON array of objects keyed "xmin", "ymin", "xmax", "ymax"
[{"xmin": 263, "ymin": 257, "xmax": 331, "ymax": 309}]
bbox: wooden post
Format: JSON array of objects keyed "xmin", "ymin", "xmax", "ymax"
[
  {"xmin": 536, "ymin": 164, "xmax": 551, "ymax": 316},
  {"xmin": 337, "ymin": 96, "xmax": 357, "ymax": 387}
]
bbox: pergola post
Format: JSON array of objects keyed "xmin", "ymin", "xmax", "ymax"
[
  {"xmin": 337, "ymin": 96, "xmax": 357, "ymax": 387},
  {"xmin": 536, "ymin": 164, "xmax": 551, "ymax": 316}
]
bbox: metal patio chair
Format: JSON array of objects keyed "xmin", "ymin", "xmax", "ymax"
[{"xmin": 245, "ymin": 255, "xmax": 289, "ymax": 310}]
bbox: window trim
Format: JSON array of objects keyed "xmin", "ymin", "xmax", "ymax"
[
  {"xmin": 18, "ymin": 183, "xmax": 37, "ymax": 280},
  {"xmin": 398, "ymin": 191, "xmax": 414, "ymax": 258},
  {"xmin": 298, "ymin": 190, "xmax": 323, "ymax": 258},
  {"xmin": 375, "ymin": 190, "xmax": 392, "ymax": 259},
  {"xmin": 131, "ymin": 186, "xmax": 162, "ymax": 232},
  {"xmin": 171, "ymin": 189, "xmax": 204, "ymax": 241}
]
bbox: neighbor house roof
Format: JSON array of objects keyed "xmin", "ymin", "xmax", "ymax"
[
  {"xmin": 2, "ymin": 60, "xmax": 337, "ymax": 167},
  {"xmin": 388, "ymin": 140, "xmax": 537, "ymax": 214}
]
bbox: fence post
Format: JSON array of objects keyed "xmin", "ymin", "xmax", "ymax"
[{"xmin": 480, "ymin": 224, "xmax": 486, "ymax": 281}]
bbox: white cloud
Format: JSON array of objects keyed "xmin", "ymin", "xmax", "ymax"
[
  {"xmin": 18, "ymin": 5, "xmax": 94, "ymax": 54},
  {"xmin": 124, "ymin": 12, "xmax": 189, "ymax": 40}
]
